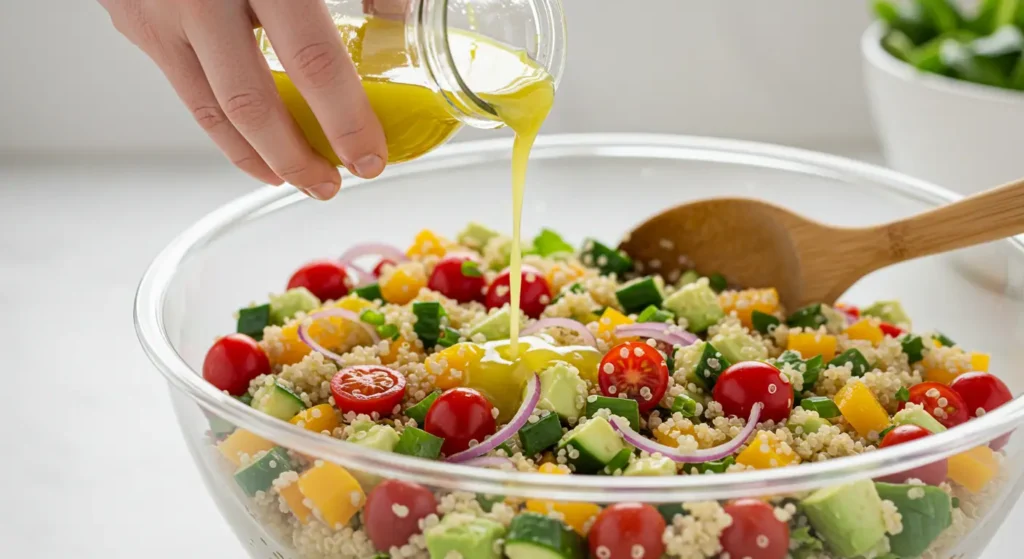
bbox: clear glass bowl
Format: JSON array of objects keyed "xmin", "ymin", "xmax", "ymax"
[{"xmin": 135, "ymin": 134, "xmax": 1024, "ymax": 559}]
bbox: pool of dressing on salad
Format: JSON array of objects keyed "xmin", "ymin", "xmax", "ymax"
[{"xmin": 260, "ymin": 18, "xmax": 555, "ymax": 355}]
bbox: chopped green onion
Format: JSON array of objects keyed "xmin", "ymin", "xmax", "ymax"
[
  {"xmin": 438, "ymin": 327, "xmax": 461, "ymax": 348},
  {"xmin": 353, "ymin": 283, "xmax": 382, "ymax": 301},
  {"xmin": 902, "ymin": 335, "xmax": 926, "ymax": 364},
  {"xmin": 585, "ymin": 396, "xmax": 640, "ymax": 431},
  {"xmin": 460, "ymin": 260, "xmax": 482, "ymax": 278},
  {"xmin": 637, "ymin": 305, "xmax": 674, "ymax": 323},
  {"xmin": 532, "ymin": 228, "xmax": 575, "ymax": 257},
  {"xmin": 412, "ymin": 301, "xmax": 445, "ymax": 347},
  {"xmin": 405, "ymin": 391, "xmax": 441, "ymax": 425},
  {"xmin": 800, "ymin": 396, "xmax": 841, "ymax": 419},
  {"xmin": 895, "ymin": 386, "xmax": 910, "ymax": 402},
  {"xmin": 360, "ymin": 309, "xmax": 386, "ymax": 326},
  {"xmin": 671, "ymin": 395, "xmax": 698, "ymax": 418},
  {"xmin": 237, "ymin": 304, "xmax": 271, "ymax": 341},
  {"xmin": 830, "ymin": 348, "xmax": 871, "ymax": 377},
  {"xmin": 707, "ymin": 272, "xmax": 728, "ymax": 293},
  {"xmin": 934, "ymin": 332, "xmax": 956, "ymax": 347},
  {"xmin": 376, "ymin": 323, "xmax": 400, "ymax": 340},
  {"xmin": 751, "ymin": 310, "xmax": 781, "ymax": 335}
]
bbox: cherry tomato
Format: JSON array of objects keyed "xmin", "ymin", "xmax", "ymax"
[
  {"xmin": 202, "ymin": 334, "xmax": 271, "ymax": 395},
  {"xmin": 330, "ymin": 366, "xmax": 407, "ymax": 416},
  {"xmin": 900, "ymin": 382, "xmax": 969, "ymax": 429},
  {"xmin": 834, "ymin": 302, "xmax": 860, "ymax": 320},
  {"xmin": 287, "ymin": 259, "xmax": 351, "ymax": 302},
  {"xmin": 879, "ymin": 322, "xmax": 905, "ymax": 338},
  {"xmin": 720, "ymin": 499, "xmax": 790, "ymax": 559},
  {"xmin": 951, "ymin": 372, "xmax": 1014, "ymax": 450},
  {"xmin": 363, "ymin": 479, "xmax": 438, "ymax": 551},
  {"xmin": 485, "ymin": 265, "xmax": 552, "ymax": 318},
  {"xmin": 372, "ymin": 259, "xmax": 395, "ymax": 277},
  {"xmin": 427, "ymin": 254, "xmax": 487, "ymax": 303},
  {"xmin": 713, "ymin": 361, "xmax": 793, "ymax": 423},
  {"xmin": 598, "ymin": 341, "xmax": 670, "ymax": 413},
  {"xmin": 424, "ymin": 388, "xmax": 497, "ymax": 455},
  {"xmin": 588, "ymin": 503, "xmax": 666, "ymax": 559},
  {"xmin": 877, "ymin": 425, "xmax": 948, "ymax": 485}
]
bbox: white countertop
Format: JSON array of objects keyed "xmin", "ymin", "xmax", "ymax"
[{"xmin": 0, "ymin": 146, "xmax": 1018, "ymax": 558}]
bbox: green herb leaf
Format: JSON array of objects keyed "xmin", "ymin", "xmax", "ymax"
[
  {"xmin": 800, "ymin": 396, "xmax": 841, "ymax": 419},
  {"xmin": 671, "ymin": 395, "xmax": 698, "ymax": 418},
  {"xmin": 460, "ymin": 260, "xmax": 483, "ymax": 278},
  {"xmin": 751, "ymin": 310, "xmax": 781, "ymax": 335},
  {"xmin": 902, "ymin": 335, "xmax": 926, "ymax": 364},
  {"xmin": 532, "ymin": 228, "xmax": 575, "ymax": 257},
  {"xmin": 708, "ymin": 272, "xmax": 728, "ymax": 293},
  {"xmin": 896, "ymin": 386, "xmax": 910, "ymax": 402}
]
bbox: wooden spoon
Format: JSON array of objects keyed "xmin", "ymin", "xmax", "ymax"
[{"xmin": 620, "ymin": 177, "xmax": 1024, "ymax": 310}]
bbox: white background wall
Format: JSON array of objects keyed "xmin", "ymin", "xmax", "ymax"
[{"xmin": 0, "ymin": 0, "xmax": 877, "ymax": 155}]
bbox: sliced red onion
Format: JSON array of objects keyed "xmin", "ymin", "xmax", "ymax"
[
  {"xmin": 615, "ymin": 323, "xmax": 698, "ymax": 347},
  {"xmin": 447, "ymin": 373, "xmax": 541, "ymax": 463},
  {"xmin": 297, "ymin": 308, "xmax": 380, "ymax": 363},
  {"xmin": 345, "ymin": 263, "xmax": 376, "ymax": 287},
  {"xmin": 461, "ymin": 456, "xmax": 516, "ymax": 469},
  {"xmin": 521, "ymin": 318, "xmax": 598, "ymax": 348},
  {"xmin": 610, "ymin": 402, "xmax": 763, "ymax": 463}
]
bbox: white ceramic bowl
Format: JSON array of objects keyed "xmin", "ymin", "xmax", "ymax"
[{"xmin": 862, "ymin": 22, "xmax": 1024, "ymax": 195}]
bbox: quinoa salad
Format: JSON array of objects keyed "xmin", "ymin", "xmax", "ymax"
[{"xmin": 201, "ymin": 223, "xmax": 1015, "ymax": 559}]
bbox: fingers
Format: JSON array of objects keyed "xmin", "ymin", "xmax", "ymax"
[
  {"xmin": 251, "ymin": 0, "xmax": 388, "ymax": 178},
  {"xmin": 182, "ymin": 0, "xmax": 342, "ymax": 200}
]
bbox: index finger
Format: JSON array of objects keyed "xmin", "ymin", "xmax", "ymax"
[{"xmin": 251, "ymin": 0, "xmax": 388, "ymax": 179}]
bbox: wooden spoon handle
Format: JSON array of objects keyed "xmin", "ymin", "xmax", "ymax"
[{"xmin": 880, "ymin": 177, "xmax": 1024, "ymax": 264}]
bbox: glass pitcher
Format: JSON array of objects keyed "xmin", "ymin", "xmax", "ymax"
[{"xmin": 256, "ymin": 0, "xmax": 567, "ymax": 165}]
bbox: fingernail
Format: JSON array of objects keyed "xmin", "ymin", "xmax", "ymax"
[
  {"xmin": 306, "ymin": 182, "xmax": 339, "ymax": 201},
  {"xmin": 352, "ymin": 154, "xmax": 384, "ymax": 178}
]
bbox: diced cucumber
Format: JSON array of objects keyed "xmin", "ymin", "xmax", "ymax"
[
  {"xmin": 662, "ymin": 279, "xmax": 724, "ymax": 333},
  {"xmin": 786, "ymin": 303, "xmax": 828, "ymax": 329},
  {"xmin": 894, "ymin": 405, "xmax": 947, "ymax": 434},
  {"xmin": 689, "ymin": 342, "xmax": 732, "ymax": 390},
  {"xmin": 504, "ymin": 512, "xmax": 585, "ymax": 559},
  {"xmin": 406, "ymin": 391, "xmax": 441, "ymax": 425},
  {"xmin": 875, "ymin": 482, "xmax": 952, "ymax": 557},
  {"xmin": 251, "ymin": 382, "xmax": 306, "ymax": 421},
  {"xmin": 558, "ymin": 416, "xmax": 626, "ymax": 475},
  {"xmin": 233, "ymin": 447, "xmax": 293, "ymax": 497},
  {"xmin": 269, "ymin": 287, "xmax": 320, "ymax": 325},
  {"xmin": 584, "ymin": 395, "xmax": 640, "ymax": 431},
  {"xmin": 830, "ymin": 348, "xmax": 871, "ymax": 377},
  {"xmin": 535, "ymin": 362, "xmax": 587, "ymax": 422},
  {"xmin": 671, "ymin": 394, "xmax": 698, "ymax": 418},
  {"xmin": 353, "ymin": 283, "xmax": 382, "ymax": 301},
  {"xmin": 533, "ymin": 228, "xmax": 575, "ymax": 257},
  {"xmin": 580, "ymin": 239, "xmax": 632, "ymax": 277},
  {"xmin": 637, "ymin": 305, "xmax": 674, "ymax": 323},
  {"xmin": 902, "ymin": 335, "xmax": 926, "ymax": 364},
  {"xmin": 518, "ymin": 412, "xmax": 563, "ymax": 457},
  {"xmin": 413, "ymin": 301, "xmax": 445, "ymax": 348},
  {"xmin": 457, "ymin": 221, "xmax": 500, "ymax": 251},
  {"xmin": 615, "ymin": 276, "xmax": 664, "ymax": 314},
  {"xmin": 789, "ymin": 416, "xmax": 831, "ymax": 436},
  {"xmin": 751, "ymin": 310, "xmax": 781, "ymax": 334},
  {"xmin": 800, "ymin": 396, "xmax": 841, "ymax": 419},
  {"xmin": 394, "ymin": 426, "xmax": 444, "ymax": 460},
  {"xmin": 469, "ymin": 306, "xmax": 526, "ymax": 341},
  {"xmin": 624, "ymin": 455, "xmax": 677, "ymax": 476},
  {"xmin": 657, "ymin": 503, "xmax": 688, "ymax": 523},
  {"xmin": 677, "ymin": 269, "xmax": 700, "ymax": 287},
  {"xmin": 602, "ymin": 448, "xmax": 633, "ymax": 475},
  {"xmin": 237, "ymin": 304, "xmax": 271, "ymax": 341}
]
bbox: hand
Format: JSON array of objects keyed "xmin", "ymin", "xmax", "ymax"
[{"xmin": 98, "ymin": 0, "xmax": 388, "ymax": 201}]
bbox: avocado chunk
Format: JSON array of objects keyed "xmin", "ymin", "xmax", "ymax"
[
  {"xmin": 789, "ymin": 416, "xmax": 832, "ymax": 436},
  {"xmin": 469, "ymin": 306, "xmax": 527, "ymax": 341},
  {"xmin": 662, "ymin": 279, "xmax": 725, "ymax": 332},
  {"xmin": 347, "ymin": 423, "xmax": 399, "ymax": 490},
  {"xmin": 425, "ymin": 513, "xmax": 506, "ymax": 559},
  {"xmin": 505, "ymin": 512, "xmax": 585, "ymax": 559},
  {"xmin": 558, "ymin": 416, "xmax": 627, "ymax": 474},
  {"xmin": 710, "ymin": 330, "xmax": 768, "ymax": 365},
  {"xmin": 623, "ymin": 455, "xmax": 677, "ymax": 476},
  {"xmin": 875, "ymin": 482, "xmax": 952, "ymax": 558},
  {"xmin": 863, "ymin": 300, "xmax": 912, "ymax": 328},
  {"xmin": 251, "ymin": 382, "xmax": 306, "ymax": 421},
  {"xmin": 533, "ymin": 361, "xmax": 587, "ymax": 422},
  {"xmin": 801, "ymin": 478, "xmax": 888, "ymax": 558},
  {"xmin": 269, "ymin": 287, "xmax": 320, "ymax": 325},
  {"xmin": 893, "ymin": 405, "xmax": 947, "ymax": 434},
  {"xmin": 457, "ymin": 221, "xmax": 500, "ymax": 251}
]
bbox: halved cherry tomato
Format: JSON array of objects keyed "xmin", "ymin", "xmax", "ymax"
[
  {"xmin": 363, "ymin": 479, "xmax": 438, "ymax": 551},
  {"xmin": 720, "ymin": 499, "xmax": 790, "ymax": 559},
  {"xmin": 900, "ymin": 382, "xmax": 969, "ymax": 429},
  {"xmin": 951, "ymin": 372, "xmax": 1014, "ymax": 450},
  {"xmin": 428, "ymin": 254, "xmax": 487, "ymax": 303},
  {"xmin": 424, "ymin": 388, "xmax": 496, "ymax": 455},
  {"xmin": 330, "ymin": 366, "xmax": 407, "ymax": 416},
  {"xmin": 834, "ymin": 302, "xmax": 860, "ymax": 320},
  {"xmin": 485, "ymin": 265, "xmax": 552, "ymax": 319},
  {"xmin": 878, "ymin": 424, "xmax": 948, "ymax": 485},
  {"xmin": 713, "ymin": 361, "xmax": 793, "ymax": 423},
  {"xmin": 598, "ymin": 341, "xmax": 670, "ymax": 413},
  {"xmin": 588, "ymin": 503, "xmax": 666, "ymax": 559},
  {"xmin": 373, "ymin": 259, "xmax": 395, "ymax": 277},
  {"xmin": 203, "ymin": 334, "xmax": 271, "ymax": 395},
  {"xmin": 287, "ymin": 259, "xmax": 351, "ymax": 302},
  {"xmin": 879, "ymin": 322, "xmax": 905, "ymax": 338}
]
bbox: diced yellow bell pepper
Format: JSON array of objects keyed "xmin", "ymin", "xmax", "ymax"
[
  {"xmin": 525, "ymin": 463, "xmax": 602, "ymax": 535},
  {"xmin": 654, "ymin": 422, "xmax": 697, "ymax": 448},
  {"xmin": 947, "ymin": 446, "xmax": 999, "ymax": 493},
  {"xmin": 217, "ymin": 429, "xmax": 276, "ymax": 467},
  {"xmin": 835, "ymin": 382, "xmax": 891, "ymax": 438},
  {"xmin": 380, "ymin": 264, "xmax": 428, "ymax": 305},
  {"xmin": 925, "ymin": 351, "xmax": 991, "ymax": 385},
  {"xmin": 380, "ymin": 335, "xmax": 410, "ymax": 365},
  {"xmin": 407, "ymin": 229, "xmax": 449, "ymax": 259},
  {"xmin": 596, "ymin": 308, "xmax": 634, "ymax": 342},
  {"xmin": 736, "ymin": 431, "xmax": 798, "ymax": 469},
  {"xmin": 269, "ymin": 296, "xmax": 376, "ymax": 366},
  {"xmin": 787, "ymin": 332, "xmax": 838, "ymax": 362},
  {"xmin": 297, "ymin": 461, "xmax": 366, "ymax": 528},
  {"xmin": 278, "ymin": 482, "xmax": 313, "ymax": 524},
  {"xmin": 844, "ymin": 319, "xmax": 884, "ymax": 345},
  {"xmin": 719, "ymin": 288, "xmax": 780, "ymax": 329},
  {"xmin": 546, "ymin": 261, "xmax": 588, "ymax": 294},
  {"xmin": 289, "ymin": 404, "xmax": 340, "ymax": 435},
  {"xmin": 425, "ymin": 342, "xmax": 485, "ymax": 389}
]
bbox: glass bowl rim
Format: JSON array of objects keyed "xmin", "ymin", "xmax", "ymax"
[{"xmin": 135, "ymin": 133, "xmax": 1024, "ymax": 502}]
